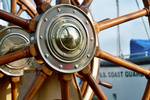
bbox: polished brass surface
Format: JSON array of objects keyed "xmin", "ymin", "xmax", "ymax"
[
  {"xmin": 57, "ymin": 26, "xmax": 81, "ymax": 51},
  {"xmin": 36, "ymin": 4, "xmax": 96, "ymax": 73}
]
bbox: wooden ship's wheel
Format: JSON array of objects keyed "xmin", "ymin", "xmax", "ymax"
[{"xmin": 1, "ymin": 0, "xmax": 150, "ymax": 100}]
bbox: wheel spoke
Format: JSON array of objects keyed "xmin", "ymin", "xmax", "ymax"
[
  {"xmin": 143, "ymin": 0, "xmax": 150, "ymax": 27},
  {"xmin": 11, "ymin": 0, "xmax": 18, "ymax": 15},
  {"xmin": 0, "ymin": 72, "xmax": 4, "ymax": 78},
  {"xmin": 71, "ymin": 0, "xmax": 80, "ymax": 6},
  {"xmin": 11, "ymin": 77, "xmax": 20, "ymax": 100},
  {"xmin": 81, "ymin": 81, "xmax": 88, "ymax": 96},
  {"xmin": 72, "ymin": 74, "xmax": 83, "ymax": 99},
  {"xmin": 76, "ymin": 73, "xmax": 85, "ymax": 80},
  {"xmin": 18, "ymin": 0, "xmax": 38, "ymax": 17},
  {"xmin": 78, "ymin": 0, "xmax": 93, "ymax": 13},
  {"xmin": 0, "ymin": 44, "xmax": 36, "ymax": 66},
  {"xmin": 99, "ymin": 81, "xmax": 112, "ymax": 89},
  {"xmin": 79, "ymin": 66, "xmax": 107, "ymax": 100},
  {"xmin": 0, "ymin": 9, "xmax": 29, "ymax": 27},
  {"xmin": 95, "ymin": 49, "xmax": 150, "ymax": 77},
  {"xmin": 56, "ymin": 0, "xmax": 71, "ymax": 4},
  {"xmin": 95, "ymin": 9, "xmax": 149, "ymax": 33},
  {"xmin": 59, "ymin": 74, "xmax": 72, "ymax": 100},
  {"xmin": 0, "ymin": 10, "xmax": 36, "ymax": 32},
  {"xmin": 24, "ymin": 65, "xmax": 53, "ymax": 100},
  {"xmin": 34, "ymin": 0, "xmax": 51, "ymax": 14},
  {"xmin": 81, "ymin": 0, "xmax": 93, "ymax": 8},
  {"xmin": 16, "ymin": 8, "xmax": 24, "ymax": 16},
  {"xmin": 142, "ymin": 79, "xmax": 150, "ymax": 100}
]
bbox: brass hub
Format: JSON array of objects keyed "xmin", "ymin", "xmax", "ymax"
[{"xmin": 36, "ymin": 4, "xmax": 96, "ymax": 73}]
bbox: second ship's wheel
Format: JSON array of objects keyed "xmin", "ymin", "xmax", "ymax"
[
  {"xmin": 10, "ymin": 0, "xmax": 38, "ymax": 17},
  {"xmin": 1, "ymin": 0, "xmax": 150, "ymax": 100}
]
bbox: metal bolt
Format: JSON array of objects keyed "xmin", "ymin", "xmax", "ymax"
[
  {"xmin": 57, "ymin": 8, "xmax": 61, "ymax": 12},
  {"xmin": 7, "ymin": 29, "xmax": 11, "ymax": 32},
  {"xmin": 78, "ymin": 49, "xmax": 81, "ymax": 51},
  {"xmin": 90, "ymin": 37, "xmax": 94, "ymax": 41},
  {"xmin": 59, "ymin": 65, "xmax": 63, "ymax": 69},
  {"xmin": 40, "ymin": 35, "xmax": 43, "ymax": 39},
  {"xmin": 87, "ymin": 54, "xmax": 90, "ymax": 58},
  {"xmin": 30, "ymin": 36, "xmax": 34, "ymax": 41},
  {"xmin": 44, "ymin": 18, "xmax": 48, "ymax": 22},
  {"xmin": 45, "ymin": 53, "xmax": 49, "ymax": 58},
  {"xmin": 85, "ymin": 21, "xmax": 88, "ymax": 25},
  {"xmin": 75, "ymin": 65, "xmax": 79, "ymax": 69},
  {"xmin": 73, "ymin": 10, "xmax": 75, "ymax": 13},
  {"xmin": 62, "ymin": 53, "xmax": 65, "ymax": 56},
  {"xmin": 52, "ymin": 35, "xmax": 55, "ymax": 38}
]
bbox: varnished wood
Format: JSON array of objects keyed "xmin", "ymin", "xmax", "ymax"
[
  {"xmin": 72, "ymin": 74, "xmax": 83, "ymax": 99},
  {"xmin": 59, "ymin": 74, "xmax": 72, "ymax": 100},
  {"xmin": 96, "ymin": 49, "xmax": 150, "ymax": 78},
  {"xmin": 76, "ymin": 73, "xmax": 85, "ymax": 80},
  {"xmin": 143, "ymin": 0, "xmax": 150, "ymax": 27},
  {"xmin": 142, "ymin": 80, "xmax": 150, "ymax": 100},
  {"xmin": 11, "ymin": 0, "xmax": 17, "ymax": 15},
  {"xmin": 95, "ymin": 9, "xmax": 149, "ymax": 33},
  {"xmin": 24, "ymin": 66, "xmax": 53, "ymax": 100},
  {"xmin": 79, "ymin": 66, "xmax": 107, "ymax": 100},
  {"xmin": 17, "ymin": 8, "xmax": 24, "ymax": 16},
  {"xmin": 0, "ymin": 72, "xmax": 4, "ymax": 78},
  {"xmin": 71, "ymin": 0, "xmax": 80, "ymax": 6},
  {"xmin": 24, "ymin": 71, "xmax": 47, "ymax": 100},
  {"xmin": 57, "ymin": 0, "xmax": 71, "ymax": 4},
  {"xmin": 11, "ymin": 77, "xmax": 20, "ymax": 100},
  {"xmin": 34, "ymin": 0, "xmax": 51, "ymax": 14},
  {"xmin": 81, "ymin": 0, "xmax": 93, "ymax": 8},
  {"xmin": 18, "ymin": 0, "xmax": 38, "ymax": 17},
  {"xmin": 99, "ymin": 81, "xmax": 112, "ymax": 89},
  {"xmin": 0, "ymin": 9, "xmax": 29, "ymax": 27},
  {"xmin": 0, "ymin": 10, "xmax": 36, "ymax": 32},
  {"xmin": 81, "ymin": 81, "xmax": 88, "ymax": 96},
  {"xmin": 0, "ymin": 44, "xmax": 36, "ymax": 66}
]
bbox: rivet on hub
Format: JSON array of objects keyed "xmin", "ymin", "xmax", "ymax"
[
  {"xmin": 30, "ymin": 36, "xmax": 34, "ymax": 41},
  {"xmin": 75, "ymin": 65, "xmax": 79, "ymax": 69},
  {"xmin": 59, "ymin": 65, "xmax": 63, "ymax": 69},
  {"xmin": 90, "ymin": 37, "xmax": 94, "ymax": 41},
  {"xmin": 87, "ymin": 54, "xmax": 90, "ymax": 58},
  {"xmin": 40, "ymin": 35, "xmax": 43, "ymax": 39},
  {"xmin": 44, "ymin": 18, "xmax": 48, "ymax": 22},
  {"xmin": 45, "ymin": 53, "xmax": 49, "ymax": 58},
  {"xmin": 85, "ymin": 21, "xmax": 88, "ymax": 25},
  {"xmin": 7, "ymin": 29, "xmax": 11, "ymax": 32},
  {"xmin": 73, "ymin": 10, "xmax": 75, "ymax": 13},
  {"xmin": 57, "ymin": 8, "xmax": 61, "ymax": 12},
  {"xmin": 52, "ymin": 35, "xmax": 55, "ymax": 39}
]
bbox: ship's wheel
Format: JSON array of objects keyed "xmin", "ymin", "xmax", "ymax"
[
  {"xmin": 0, "ymin": 0, "xmax": 110, "ymax": 100},
  {"xmin": 1, "ymin": 0, "xmax": 150, "ymax": 100}
]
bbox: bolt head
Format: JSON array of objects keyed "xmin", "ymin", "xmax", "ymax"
[
  {"xmin": 59, "ymin": 65, "xmax": 63, "ymax": 69},
  {"xmin": 75, "ymin": 65, "xmax": 79, "ymax": 69},
  {"xmin": 44, "ymin": 18, "xmax": 48, "ymax": 22}
]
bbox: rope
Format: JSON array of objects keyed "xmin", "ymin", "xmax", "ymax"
[{"xmin": 135, "ymin": 0, "xmax": 150, "ymax": 40}]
